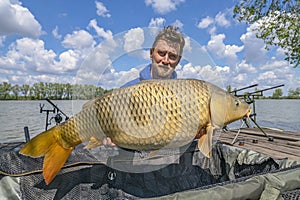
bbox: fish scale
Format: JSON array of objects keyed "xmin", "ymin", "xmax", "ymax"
[
  {"xmin": 20, "ymin": 78, "xmax": 251, "ymax": 184},
  {"xmin": 84, "ymin": 79, "xmax": 211, "ymax": 150}
]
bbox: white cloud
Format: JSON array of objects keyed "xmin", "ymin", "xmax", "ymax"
[
  {"xmin": 236, "ymin": 60, "xmax": 257, "ymax": 73},
  {"xmin": 74, "ymin": 38, "xmax": 119, "ymax": 85},
  {"xmin": 207, "ymin": 34, "xmax": 225, "ymax": 57},
  {"xmin": 148, "ymin": 17, "xmax": 166, "ymax": 36},
  {"xmin": 207, "ymin": 34, "xmax": 243, "ymax": 66},
  {"xmin": 260, "ymin": 60, "xmax": 287, "ymax": 70},
  {"xmin": 253, "ymin": 59, "xmax": 294, "ymax": 89},
  {"xmin": 274, "ymin": 45, "xmax": 288, "ymax": 58},
  {"xmin": 225, "ymin": 44, "xmax": 244, "ymax": 60},
  {"xmin": 0, "ymin": 0, "xmax": 42, "ymax": 38},
  {"xmin": 0, "ymin": 36, "xmax": 6, "ymax": 46},
  {"xmin": 208, "ymin": 26, "xmax": 217, "ymax": 35},
  {"xmin": 124, "ymin": 28, "xmax": 145, "ymax": 52},
  {"xmin": 232, "ymin": 73, "xmax": 247, "ymax": 84},
  {"xmin": 197, "ymin": 16, "xmax": 214, "ymax": 29},
  {"xmin": 95, "ymin": 1, "xmax": 111, "ymax": 18},
  {"xmin": 52, "ymin": 26, "xmax": 62, "ymax": 40},
  {"xmin": 0, "ymin": 37, "xmax": 83, "ymax": 83},
  {"xmin": 98, "ymin": 67, "xmax": 140, "ymax": 89},
  {"xmin": 149, "ymin": 17, "xmax": 166, "ymax": 28},
  {"xmin": 216, "ymin": 65, "xmax": 230, "ymax": 73},
  {"xmin": 215, "ymin": 12, "xmax": 231, "ymax": 27},
  {"xmin": 240, "ymin": 23, "xmax": 267, "ymax": 64},
  {"xmin": 176, "ymin": 63, "xmax": 226, "ymax": 86},
  {"xmin": 183, "ymin": 36, "xmax": 192, "ymax": 52},
  {"xmin": 0, "ymin": 74, "xmax": 9, "ymax": 83},
  {"xmin": 88, "ymin": 19, "xmax": 113, "ymax": 40},
  {"xmin": 172, "ymin": 20, "xmax": 183, "ymax": 30},
  {"xmin": 0, "ymin": 38, "xmax": 52, "ymax": 74},
  {"xmin": 257, "ymin": 71, "xmax": 277, "ymax": 81},
  {"xmin": 145, "ymin": 0, "xmax": 185, "ymax": 14},
  {"xmin": 62, "ymin": 30, "xmax": 95, "ymax": 49},
  {"xmin": 197, "ymin": 12, "xmax": 231, "ymax": 35},
  {"xmin": 55, "ymin": 50, "xmax": 79, "ymax": 72}
]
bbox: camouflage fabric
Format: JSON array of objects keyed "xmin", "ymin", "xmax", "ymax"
[{"xmin": 1, "ymin": 141, "xmax": 299, "ymax": 200}]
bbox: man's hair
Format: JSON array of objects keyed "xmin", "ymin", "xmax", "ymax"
[{"xmin": 152, "ymin": 26, "xmax": 185, "ymax": 55}]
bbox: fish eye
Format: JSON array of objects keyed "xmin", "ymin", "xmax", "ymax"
[{"xmin": 235, "ymin": 100, "xmax": 240, "ymax": 106}]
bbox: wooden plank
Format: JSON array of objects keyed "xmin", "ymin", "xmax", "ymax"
[
  {"xmin": 221, "ymin": 138, "xmax": 299, "ymax": 161},
  {"xmin": 228, "ymin": 128, "xmax": 300, "ymax": 142},
  {"xmin": 219, "ymin": 128, "xmax": 300, "ymax": 162},
  {"xmin": 287, "ymin": 141, "xmax": 300, "ymax": 147},
  {"xmin": 222, "ymin": 132, "xmax": 300, "ymax": 150}
]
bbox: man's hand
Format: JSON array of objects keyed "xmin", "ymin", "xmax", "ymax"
[{"xmin": 103, "ymin": 137, "xmax": 116, "ymax": 147}]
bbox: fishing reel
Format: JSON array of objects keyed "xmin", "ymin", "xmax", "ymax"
[
  {"xmin": 50, "ymin": 113, "xmax": 63, "ymax": 124},
  {"xmin": 40, "ymin": 98, "xmax": 69, "ymax": 130}
]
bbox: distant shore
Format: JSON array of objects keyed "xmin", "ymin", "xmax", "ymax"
[{"xmin": 1, "ymin": 81, "xmax": 299, "ymax": 100}]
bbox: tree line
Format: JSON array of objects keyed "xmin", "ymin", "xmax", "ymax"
[
  {"xmin": 0, "ymin": 82, "xmax": 110, "ymax": 100},
  {"xmin": 1, "ymin": 82, "xmax": 299, "ymax": 100}
]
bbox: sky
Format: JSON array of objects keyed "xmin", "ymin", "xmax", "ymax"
[{"xmin": 0, "ymin": 0, "xmax": 299, "ymax": 96}]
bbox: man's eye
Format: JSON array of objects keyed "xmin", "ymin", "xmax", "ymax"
[
  {"xmin": 169, "ymin": 54, "xmax": 178, "ymax": 60},
  {"xmin": 158, "ymin": 51, "xmax": 166, "ymax": 57}
]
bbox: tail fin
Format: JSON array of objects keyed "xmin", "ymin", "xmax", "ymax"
[{"xmin": 19, "ymin": 126, "xmax": 73, "ymax": 185}]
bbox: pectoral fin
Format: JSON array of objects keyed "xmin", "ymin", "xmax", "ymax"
[
  {"xmin": 149, "ymin": 150, "xmax": 159, "ymax": 157},
  {"xmin": 197, "ymin": 125, "xmax": 213, "ymax": 158},
  {"xmin": 84, "ymin": 136, "xmax": 103, "ymax": 149}
]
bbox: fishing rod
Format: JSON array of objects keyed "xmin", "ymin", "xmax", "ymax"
[
  {"xmin": 40, "ymin": 98, "xmax": 69, "ymax": 130},
  {"xmin": 230, "ymin": 83, "xmax": 259, "ymax": 96},
  {"xmin": 246, "ymin": 84, "xmax": 285, "ymax": 96},
  {"xmin": 45, "ymin": 98, "xmax": 69, "ymax": 120},
  {"xmin": 231, "ymin": 84, "xmax": 285, "ymax": 142},
  {"xmin": 24, "ymin": 99, "xmax": 70, "ymax": 142}
]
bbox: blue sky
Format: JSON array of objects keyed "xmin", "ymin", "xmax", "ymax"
[{"xmin": 0, "ymin": 0, "xmax": 299, "ymax": 95}]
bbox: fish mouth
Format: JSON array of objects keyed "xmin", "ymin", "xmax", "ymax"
[{"xmin": 246, "ymin": 108, "xmax": 252, "ymax": 118}]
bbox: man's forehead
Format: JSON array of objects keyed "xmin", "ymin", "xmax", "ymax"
[{"xmin": 154, "ymin": 40, "xmax": 180, "ymax": 53}]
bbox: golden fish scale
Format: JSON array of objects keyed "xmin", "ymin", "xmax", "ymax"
[
  {"xmin": 57, "ymin": 103, "xmax": 104, "ymax": 148},
  {"xmin": 57, "ymin": 79, "xmax": 211, "ymax": 150},
  {"xmin": 96, "ymin": 79, "xmax": 210, "ymax": 150}
]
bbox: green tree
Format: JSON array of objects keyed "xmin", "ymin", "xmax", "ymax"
[
  {"xmin": 226, "ymin": 85, "xmax": 232, "ymax": 93},
  {"xmin": 272, "ymin": 88, "xmax": 283, "ymax": 99},
  {"xmin": 64, "ymin": 83, "xmax": 72, "ymax": 99},
  {"xmin": 39, "ymin": 82, "xmax": 46, "ymax": 99},
  {"xmin": 233, "ymin": 0, "xmax": 300, "ymax": 67},
  {"xmin": 296, "ymin": 87, "xmax": 300, "ymax": 96},
  {"xmin": 11, "ymin": 84, "xmax": 19, "ymax": 99},
  {"xmin": 32, "ymin": 83, "xmax": 41, "ymax": 99},
  {"xmin": 20, "ymin": 84, "xmax": 30, "ymax": 99},
  {"xmin": 287, "ymin": 88, "xmax": 300, "ymax": 98},
  {"xmin": 0, "ymin": 82, "xmax": 12, "ymax": 100}
]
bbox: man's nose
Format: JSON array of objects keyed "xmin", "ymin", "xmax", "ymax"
[{"xmin": 162, "ymin": 54, "xmax": 170, "ymax": 64}]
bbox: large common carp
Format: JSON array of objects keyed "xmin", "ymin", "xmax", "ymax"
[{"xmin": 20, "ymin": 79, "xmax": 251, "ymax": 184}]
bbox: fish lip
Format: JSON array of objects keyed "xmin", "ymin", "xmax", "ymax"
[{"xmin": 246, "ymin": 108, "xmax": 252, "ymax": 118}]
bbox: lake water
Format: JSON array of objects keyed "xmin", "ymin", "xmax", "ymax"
[{"xmin": 0, "ymin": 99, "xmax": 299, "ymax": 143}]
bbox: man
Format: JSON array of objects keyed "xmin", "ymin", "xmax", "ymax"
[
  {"xmin": 121, "ymin": 25, "xmax": 185, "ymax": 87},
  {"xmin": 103, "ymin": 25, "xmax": 185, "ymax": 146}
]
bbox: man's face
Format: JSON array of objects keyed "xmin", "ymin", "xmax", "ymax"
[{"xmin": 150, "ymin": 40, "xmax": 181, "ymax": 79}]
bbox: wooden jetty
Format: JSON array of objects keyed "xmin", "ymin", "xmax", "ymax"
[{"xmin": 219, "ymin": 127, "xmax": 300, "ymax": 162}]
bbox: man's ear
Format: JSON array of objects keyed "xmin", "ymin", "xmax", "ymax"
[{"xmin": 150, "ymin": 48, "xmax": 154, "ymax": 59}]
